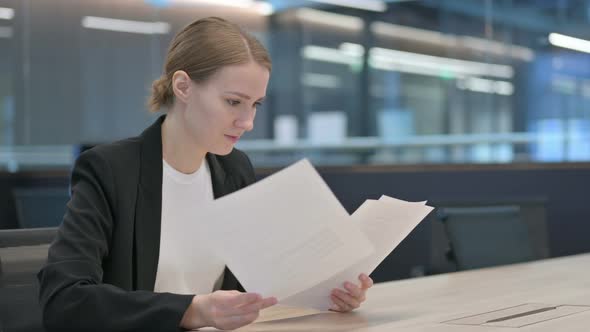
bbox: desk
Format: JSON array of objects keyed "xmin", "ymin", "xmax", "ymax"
[{"xmin": 238, "ymin": 254, "xmax": 590, "ymax": 331}]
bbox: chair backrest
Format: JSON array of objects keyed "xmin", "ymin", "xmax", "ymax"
[
  {"xmin": 0, "ymin": 244, "xmax": 50, "ymax": 332},
  {"xmin": 0, "ymin": 245, "xmax": 51, "ymax": 286},
  {"xmin": 437, "ymin": 205, "xmax": 546, "ymax": 270},
  {"xmin": 12, "ymin": 187, "xmax": 69, "ymax": 228},
  {"xmin": 0, "ymin": 255, "xmax": 3, "ymax": 288},
  {"xmin": 0, "ymin": 227, "xmax": 58, "ymax": 248},
  {"xmin": 0, "ymin": 228, "xmax": 56, "ymax": 287},
  {"xmin": 0, "ymin": 228, "xmax": 54, "ymax": 332}
]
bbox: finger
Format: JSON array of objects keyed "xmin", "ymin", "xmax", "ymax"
[
  {"xmin": 233, "ymin": 297, "xmax": 278, "ymax": 316},
  {"xmin": 258, "ymin": 296, "xmax": 278, "ymax": 310},
  {"xmin": 223, "ymin": 297, "xmax": 278, "ymax": 317},
  {"xmin": 359, "ymin": 273, "xmax": 374, "ymax": 290},
  {"xmin": 224, "ymin": 292, "xmax": 262, "ymax": 307},
  {"xmin": 343, "ymin": 282, "xmax": 363, "ymax": 298},
  {"xmin": 330, "ymin": 294, "xmax": 350, "ymax": 312},
  {"xmin": 329, "ymin": 303, "xmax": 342, "ymax": 312},
  {"xmin": 333, "ymin": 289, "xmax": 360, "ymax": 309}
]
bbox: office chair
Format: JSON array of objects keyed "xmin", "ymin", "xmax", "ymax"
[
  {"xmin": 437, "ymin": 205, "xmax": 538, "ymax": 270},
  {"xmin": 0, "ymin": 227, "xmax": 56, "ymax": 288},
  {"xmin": 0, "ymin": 232, "xmax": 51, "ymax": 332},
  {"xmin": 12, "ymin": 187, "xmax": 69, "ymax": 228},
  {"xmin": 0, "ymin": 227, "xmax": 58, "ymax": 248},
  {"xmin": 0, "ymin": 255, "xmax": 3, "ymax": 288},
  {"xmin": 0, "ymin": 243, "xmax": 49, "ymax": 332},
  {"xmin": 0, "ymin": 244, "xmax": 51, "ymax": 286}
]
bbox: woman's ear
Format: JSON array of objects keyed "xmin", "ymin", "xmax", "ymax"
[{"xmin": 172, "ymin": 70, "xmax": 191, "ymax": 104}]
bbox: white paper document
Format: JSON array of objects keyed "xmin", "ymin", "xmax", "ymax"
[
  {"xmin": 192, "ymin": 159, "xmax": 375, "ymax": 301},
  {"xmin": 281, "ymin": 197, "xmax": 433, "ymax": 310},
  {"xmin": 191, "ymin": 158, "xmax": 433, "ymax": 310}
]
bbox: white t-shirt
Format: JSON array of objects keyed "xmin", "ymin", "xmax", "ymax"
[{"xmin": 154, "ymin": 158, "xmax": 225, "ymax": 295}]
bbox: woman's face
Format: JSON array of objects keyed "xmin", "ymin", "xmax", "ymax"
[{"xmin": 182, "ymin": 61, "xmax": 270, "ymax": 156}]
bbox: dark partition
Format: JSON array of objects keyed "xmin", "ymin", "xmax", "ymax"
[
  {"xmin": 0, "ymin": 171, "xmax": 70, "ymax": 229},
  {"xmin": 1, "ymin": 163, "xmax": 589, "ymax": 283},
  {"xmin": 258, "ymin": 162, "xmax": 590, "ymax": 281}
]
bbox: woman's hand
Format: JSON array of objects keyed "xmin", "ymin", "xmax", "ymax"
[
  {"xmin": 330, "ymin": 273, "xmax": 373, "ymax": 313},
  {"xmin": 180, "ymin": 290, "xmax": 277, "ymax": 330}
]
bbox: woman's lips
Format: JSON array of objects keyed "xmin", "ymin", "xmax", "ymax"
[{"xmin": 225, "ymin": 135, "xmax": 240, "ymax": 143}]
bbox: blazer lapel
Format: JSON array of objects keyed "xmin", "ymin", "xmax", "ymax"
[
  {"xmin": 134, "ymin": 116, "xmax": 165, "ymax": 291},
  {"xmin": 206, "ymin": 153, "xmax": 236, "ymax": 199}
]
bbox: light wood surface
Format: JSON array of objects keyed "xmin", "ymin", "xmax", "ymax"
[{"xmin": 224, "ymin": 253, "xmax": 590, "ymax": 331}]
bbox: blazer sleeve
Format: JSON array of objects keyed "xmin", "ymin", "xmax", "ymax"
[{"xmin": 37, "ymin": 149, "xmax": 193, "ymax": 332}]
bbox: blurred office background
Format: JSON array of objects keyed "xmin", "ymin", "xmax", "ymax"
[
  {"xmin": 0, "ymin": 0, "xmax": 589, "ymax": 168},
  {"xmin": 1, "ymin": 2, "xmax": 590, "ymax": 328}
]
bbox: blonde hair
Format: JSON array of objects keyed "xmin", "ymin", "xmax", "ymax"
[{"xmin": 148, "ymin": 17, "xmax": 272, "ymax": 112}]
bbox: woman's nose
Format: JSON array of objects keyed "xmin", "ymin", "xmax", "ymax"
[{"xmin": 234, "ymin": 116, "xmax": 254, "ymax": 132}]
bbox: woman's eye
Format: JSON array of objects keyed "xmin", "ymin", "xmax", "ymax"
[
  {"xmin": 227, "ymin": 99, "xmax": 240, "ymax": 106},
  {"xmin": 254, "ymin": 102, "xmax": 262, "ymax": 108}
]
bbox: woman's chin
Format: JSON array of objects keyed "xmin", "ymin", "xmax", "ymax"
[{"xmin": 210, "ymin": 146, "xmax": 234, "ymax": 156}]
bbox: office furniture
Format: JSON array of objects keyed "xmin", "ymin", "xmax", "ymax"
[
  {"xmin": 239, "ymin": 254, "xmax": 590, "ymax": 332},
  {"xmin": 12, "ymin": 188, "xmax": 69, "ymax": 228},
  {"xmin": 437, "ymin": 204, "xmax": 548, "ymax": 270},
  {"xmin": 0, "ymin": 162, "xmax": 588, "ymax": 278},
  {"xmin": 0, "ymin": 229, "xmax": 55, "ymax": 332},
  {"xmin": 0, "ymin": 245, "xmax": 50, "ymax": 286},
  {"xmin": 0, "ymin": 227, "xmax": 58, "ymax": 248},
  {"xmin": 0, "ymin": 246, "xmax": 48, "ymax": 332}
]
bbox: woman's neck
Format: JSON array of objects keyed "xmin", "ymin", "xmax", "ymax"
[{"xmin": 161, "ymin": 110, "xmax": 206, "ymax": 174}]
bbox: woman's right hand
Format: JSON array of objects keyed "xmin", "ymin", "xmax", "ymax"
[{"xmin": 180, "ymin": 290, "xmax": 277, "ymax": 330}]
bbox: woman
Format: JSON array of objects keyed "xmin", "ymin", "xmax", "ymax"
[{"xmin": 38, "ymin": 17, "xmax": 373, "ymax": 331}]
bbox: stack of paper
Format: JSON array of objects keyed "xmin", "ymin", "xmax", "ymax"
[{"xmin": 192, "ymin": 159, "xmax": 433, "ymax": 311}]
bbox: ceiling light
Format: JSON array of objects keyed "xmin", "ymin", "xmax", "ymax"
[
  {"xmin": 303, "ymin": 43, "xmax": 514, "ymax": 79},
  {"xmin": 372, "ymin": 21, "xmax": 458, "ymax": 46},
  {"xmin": 0, "ymin": 7, "xmax": 14, "ymax": 20},
  {"xmin": 170, "ymin": 0, "xmax": 255, "ymax": 7},
  {"xmin": 372, "ymin": 21, "xmax": 534, "ymax": 61},
  {"xmin": 302, "ymin": 45, "xmax": 362, "ymax": 66},
  {"xmin": 549, "ymin": 32, "xmax": 590, "ymax": 54},
  {"xmin": 307, "ymin": 0, "xmax": 386, "ymax": 12},
  {"xmin": 370, "ymin": 47, "xmax": 514, "ymax": 78},
  {"xmin": 296, "ymin": 8, "xmax": 364, "ymax": 31},
  {"xmin": 81, "ymin": 16, "xmax": 170, "ymax": 34}
]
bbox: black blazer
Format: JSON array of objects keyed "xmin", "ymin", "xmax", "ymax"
[{"xmin": 38, "ymin": 116, "xmax": 254, "ymax": 332}]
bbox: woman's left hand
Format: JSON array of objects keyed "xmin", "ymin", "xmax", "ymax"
[{"xmin": 330, "ymin": 273, "xmax": 373, "ymax": 312}]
